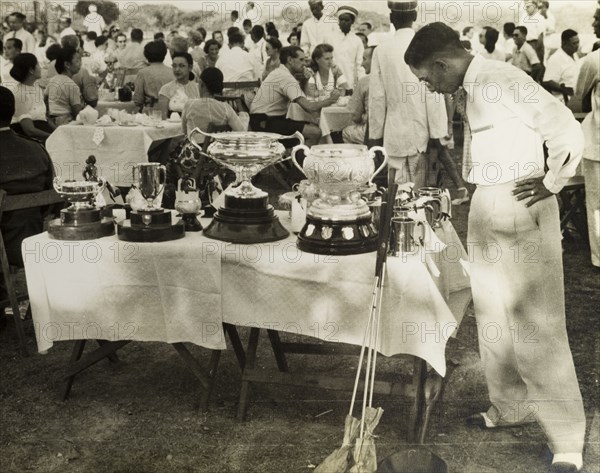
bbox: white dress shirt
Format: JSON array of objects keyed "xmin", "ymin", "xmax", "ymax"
[
  {"xmin": 215, "ymin": 46, "xmax": 259, "ymax": 82},
  {"xmin": 1, "ymin": 56, "xmax": 14, "ymax": 85},
  {"xmin": 300, "ymin": 16, "xmax": 336, "ymax": 55},
  {"xmin": 368, "ymin": 28, "xmax": 447, "ymax": 157},
  {"xmin": 329, "ymin": 30, "xmax": 363, "ymax": 89},
  {"xmin": 544, "ymin": 48, "xmax": 581, "ymax": 102},
  {"xmin": 519, "ymin": 11, "xmax": 546, "ymax": 41},
  {"xmin": 60, "ymin": 27, "xmax": 77, "ymax": 39},
  {"xmin": 462, "ymin": 54, "xmax": 582, "ymax": 193},
  {"xmin": 5, "ymin": 28, "xmax": 36, "ymax": 53}
]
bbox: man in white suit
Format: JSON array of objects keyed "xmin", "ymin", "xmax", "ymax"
[{"xmin": 368, "ymin": 0, "xmax": 447, "ymax": 188}]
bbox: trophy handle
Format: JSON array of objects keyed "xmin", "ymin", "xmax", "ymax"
[
  {"xmin": 157, "ymin": 165, "xmax": 167, "ymax": 195},
  {"xmin": 367, "ymin": 146, "xmax": 388, "ymax": 186},
  {"xmin": 52, "ymin": 177, "xmax": 62, "ymax": 194},
  {"xmin": 290, "ymin": 144, "xmax": 310, "ymax": 176},
  {"xmin": 414, "ymin": 221, "xmax": 426, "ymax": 247},
  {"xmin": 188, "ymin": 127, "xmax": 208, "ymax": 151},
  {"xmin": 278, "ymin": 130, "xmax": 304, "ymax": 145},
  {"xmin": 440, "ymin": 189, "xmax": 452, "ymax": 219}
]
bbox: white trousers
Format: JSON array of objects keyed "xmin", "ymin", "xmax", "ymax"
[
  {"xmin": 388, "ymin": 153, "xmax": 427, "ymax": 190},
  {"xmin": 468, "ymin": 182, "xmax": 585, "ymax": 453},
  {"xmin": 583, "ymin": 158, "xmax": 600, "ymax": 267}
]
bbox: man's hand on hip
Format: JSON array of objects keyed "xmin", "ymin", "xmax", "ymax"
[{"xmin": 512, "ymin": 176, "xmax": 554, "ymax": 207}]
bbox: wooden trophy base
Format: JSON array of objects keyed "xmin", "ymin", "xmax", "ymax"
[
  {"xmin": 117, "ymin": 210, "xmax": 185, "ymax": 242},
  {"xmin": 203, "ymin": 194, "xmax": 289, "ymax": 244},
  {"xmin": 48, "ymin": 217, "xmax": 115, "ymax": 241},
  {"xmin": 297, "ymin": 215, "xmax": 379, "ymax": 255}
]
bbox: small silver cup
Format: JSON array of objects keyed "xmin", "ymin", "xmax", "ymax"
[{"xmin": 390, "ymin": 216, "xmax": 425, "ymax": 256}]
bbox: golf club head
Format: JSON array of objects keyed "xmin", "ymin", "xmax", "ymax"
[{"xmin": 378, "ymin": 447, "xmax": 447, "ymax": 473}]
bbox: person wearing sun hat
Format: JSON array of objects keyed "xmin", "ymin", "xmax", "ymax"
[
  {"xmin": 328, "ymin": 5, "xmax": 363, "ymax": 89},
  {"xmin": 368, "ymin": 0, "xmax": 449, "ymax": 189},
  {"xmin": 301, "ymin": 0, "xmax": 336, "ymax": 56}
]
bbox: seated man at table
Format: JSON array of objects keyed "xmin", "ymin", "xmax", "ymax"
[
  {"xmin": 343, "ymin": 45, "xmax": 375, "ymax": 144},
  {"xmin": 133, "ymin": 41, "xmax": 174, "ymax": 111},
  {"xmin": 0, "ymin": 86, "xmax": 53, "ymax": 269},
  {"xmin": 250, "ymin": 46, "xmax": 339, "ymax": 146}
]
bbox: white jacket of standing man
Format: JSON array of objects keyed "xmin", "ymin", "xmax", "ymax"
[
  {"xmin": 369, "ymin": 2, "xmax": 446, "ymax": 161},
  {"xmin": 329, "ymin": 5, "xmax": 364, "ymax": 89},
  {"xmin": 301, "ymin": 0, "xmax": 336, "ymax": 56},
  {"xmin": 83, "ymin": 4, "xmax": 106, "ymax": 37}
]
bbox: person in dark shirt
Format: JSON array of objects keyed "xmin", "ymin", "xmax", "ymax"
[{"xmin": 0, "ymin": 86, "xmax": 54, "ymax": 267}]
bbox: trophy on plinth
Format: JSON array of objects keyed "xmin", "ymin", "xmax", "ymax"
[
  {"xmin": 189, "ymin": 129, "xmax": 302, "ymax": 244},
  {"xmin": 48, "ymin": 178, "xmax": 115, "ymax": 240},
  {"xmin": 291, "ymin": 144, "xmax": 388, "ymax": 255},
  {"xmin": 117, "ymin": 163, "xmax": 185, "ymax": 242},
  {"xmin": 175, "ymin": 178, "xmax": 203, "ymax": 232}
]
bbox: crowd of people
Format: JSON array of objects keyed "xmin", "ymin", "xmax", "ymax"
[{"xmin": 0, "ymin": 0, "xmax": 599, "ymax": 472}]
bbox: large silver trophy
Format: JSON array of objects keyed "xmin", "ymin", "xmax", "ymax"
[
  {"xmin": 189, "ymin": 129, "xmax": 303, "ymax": 243},
  {"xmin": 291, "ymin": 144, "xmax": 388, "ymax": 255},
  {"xmin": 48, "ymin": 178, "xmax": 115, "ymax": 240},
  {"xmin": 117, "ymin": 163, "xmax": 185, "ymax": 242}
]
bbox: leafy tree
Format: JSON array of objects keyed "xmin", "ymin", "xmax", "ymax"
[{"xmin": 74, "ymin": 1, "xmax": 119, "ymax": 24}]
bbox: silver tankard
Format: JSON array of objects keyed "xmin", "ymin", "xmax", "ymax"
[
  {"xmin": 417, "ymin": 187, "xmax": 450, "ymax": 228},
  {"xmin": 390, "ymin": 216, "xmax": 425, "ymax": 256}
]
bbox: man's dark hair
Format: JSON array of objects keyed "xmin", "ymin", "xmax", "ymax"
[
  {"xmin": 280, "ymin": 45, "xmax": 302, "ymax": 65},
  {"xmin": 404, "ymin": 22, "xmax": 463, "ymax": 68},
  {"xmin": 243, "ymin": 19, "xmax": 252, "ymax": 28},
  {"xmin": 46, "ymin": 43, "xmax": 61, "ymax": 61},
  {"xmin": 231, "ymin": 10, "xmax": 239, "ymax": 20},
  {"xmin": 515, "ymin": 26, "xmax": 528, "ymax": 37},
  {"xmin": 503, "ymin": 22, "xmax": 516, "ymax": 36},
  {"xmin": 86, "ymin": 31, "xmax": 98, "ymax": 41},
  {"xmin": 131, "ymin": 28, "xmax": 143, "ymax": 42},
  {"xmin": 227, "ymin": 26, "xmax": 240, "ymax": 38},
  {"xmin": 229, "ymin": 31, "xmax": 245, "ymax": 45},
  {"xmin": 197, "ymin": 27, "xmax": 207, "ymax": 39},
  {"xmin": 390, "ymin": 10, "xmax": 417, "ymax": 30},
  {"xmin": 154, "ymin": 31, "xmax": 165, "ymax": 41},
  {"xmin": 6, "ymin": 37, "xmax": 23, "ymax": 51},
  {"xmin": 483, "ymin": 27, "xmax": 499, "ymax": 54},
  {"xmin": 360, "ymin": 22, "xmax": 372, "ymax": 30},
  {"xmin": 95, "ymin": 35, "xmax": 108, "ymax": 48},
  {"xmin": 144, "ymin": 40, "xmax": 167, "ymax": 63},
  {"xmin": 462, "ymin": 26, "xmax": 473, "ymax": 36},
  {"xmin": 266, "ymin": 36, "xmax": 282, "ymax": 51},
  {"xmin": 251, "ymin": 25, "xmax": 265, "ymax": 41},
  {"xmin": 200, "ymin": 67, "xmax": 224, "ymax": 95},
  {"xmin": 55, "ymin": 46, "xmax": 78, "ymax": 74},
  {"xmin": 561, "ymin": 29, "xmax": 578, "ymax": 43},
  {"xmin": 212, "ymin": 30, "xmax": 223, "ymax": 39},
  {"xmin": 0, "ymin": 86, "xmax": 15, "ymax": 124}
]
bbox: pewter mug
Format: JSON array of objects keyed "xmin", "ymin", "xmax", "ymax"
[
  {"xmin": 133, "ymin": 163, "xmax": 166, "ymax": 210},
  {"xmin": 418, "ymin": 187, "xmax": 450, "ymax": 228},
  {"xmin": 390, "ymin": 216, "xmax": 425, "ymax": 256}
]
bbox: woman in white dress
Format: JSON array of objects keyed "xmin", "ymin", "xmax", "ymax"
[
  {"xmin": 8, "ymin": 53, "xmax": 55, "ymax": 142},
  {"xmin": 305, "ymin": 43, "xmax": 348, "ymax": 100},
  {"xmin": 158, "ymin": 52, "xmax": 201, "ymax": 120}
]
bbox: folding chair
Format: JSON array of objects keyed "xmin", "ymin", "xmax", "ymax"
[
  {"xmin": 560, "ymin": 175, "xmax": 588, "ymax": 243},
  {"xmin": 216, "ymin": 80, "xmax": 261, "ymax": 113},
  {"xmin": 0, "ymin": 188, "xmax": 64, "ymax": 355}
]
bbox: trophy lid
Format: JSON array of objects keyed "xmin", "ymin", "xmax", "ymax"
[{"xmin": 195, "ymin": 130, "xmax": 301, "ymax": 147}]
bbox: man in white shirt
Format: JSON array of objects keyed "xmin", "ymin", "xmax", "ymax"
[
  {"xmin": 59, "ymin": 17, "xmax": 77, "ymax": 39},
  {"xmin": 329, "ymin": 6, "xmax": 363, "ymax": 90},
  {"xmin": 0, "ymin": 38, "xmax": 21, "ymax": 86},
  {"xmin": 406, "ymin": 22, "xmax": 586, "ymax": 473},
  {"xmin": 575, "ymin": 4, "xmax": 600, "ymax": 269},
  {"xmin": 511, "ymin": 26, "xmax": 543, "ymax": 82},
  {"xmin": 300, "ymin": 0, "xmax": 336, "ymax": 56},
  {"xmin": 542, "ymin": 29, "xmax": 581, "ymax": 104},
  {"xmin": 519, "ymin": 0, "xmax": 546, "ymax": 63},
  {"xmin": 216, "ymin": 31, "xmax": 259, "ymax": 82},
  {"xmin": 368, "ymin": 0, "xmax": 447, "ymax": 189},
  {"xmin": 83, "ymin": 4, "xmax": 106, "ymax": 37},
  {"xmin": 249, "ymin": 25, "xmax": 267, "ymax": 67},
  {"xmin": 5, "ymin": 12, "xmax": 35, "ymax": 54},
  {"xmin": 501, "ymin": 22, "xmax": 516, "ymax": 61}
]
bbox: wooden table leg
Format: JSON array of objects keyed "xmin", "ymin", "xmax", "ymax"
[
  {"xmin": 237, "ymin": 327, "xmax": 260, "ymax": 421},
  {"xmin": 408, "ymin": 357, "xmax": 427, "ymax": 443},
  {"xmin": 267, "ymin": 329, "xmax": 288, "ymax": 372},
  {"xmin": 199, "ymin": 350, "xmax": 221, "ymax": 413},
  {"xmin": 223, "ymin": 323, "xmax": 246, "ymax": 369},
  {"xmin": 61, "ymin": 340, "xmax": 87, "ymax": 401}
]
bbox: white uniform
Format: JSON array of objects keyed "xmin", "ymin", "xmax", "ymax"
[
  {"xmin": 329, "ymin": 29, "xmax": 363, "ymax": 89},
  {"xmin": 368, "ymin": 28, "xmax": 447, "ymax": 187},
  {"xmin": 300, "ymin": 16, "xmax": 336, "ymax": 56}
]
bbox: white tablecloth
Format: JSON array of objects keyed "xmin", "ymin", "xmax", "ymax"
[
  {"xmin": 46, "ymin": 122, "xmax": 184, "ymax": 186},
  {"xmin": 96, "ymin": 100, "xmax": 139, "ymax": 117},
  {"xmin": 23, "ymin": 215, "xmax": 470, "ymax": 376},
  {"xmin": 287, "ymin": 104, "xmax": 354, "ymax": 140}
]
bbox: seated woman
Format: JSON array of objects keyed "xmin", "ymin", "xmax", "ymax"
[
  {"xmin": 164, "ymin": 67, "xmax": 247, "ymax": 211},
  {"xmin": 45, "ymin": 46, "xmax": 83, "ymax": 126},
  {"xmin": 262, "ymin": 37, "xmax": 282, "ymax": 81},
  {"xmin": 158, "ymin": 52, "xmax": 201, "ymax": 120},
  {"xmin": 198, "ymin": 39, "xmax": 220, "ymax": 71},
  {"xmin": 133, "ymin": 40, "xmax": 174, "ymax": 111},
  {"xmin": 8, "ymin": 53, "xmax": 55, "ymax": 142},
  {"xmin": 305, "ymin": 43, "xmax": 348, "ymax": 100}
]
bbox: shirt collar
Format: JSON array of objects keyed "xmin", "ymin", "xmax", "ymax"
[
  {"xmin": 394, "ymin": 28, "xmax": 415, "ymax": 39},
  {"xmin": 463, "ymin": 53, "xmax": 484, "ymax": 91}
]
